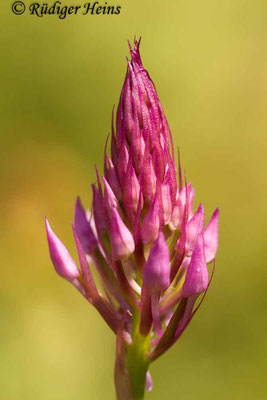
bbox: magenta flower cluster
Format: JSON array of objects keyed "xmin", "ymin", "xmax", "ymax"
[{"xmin": 45, "ymin": 39, "xmax": 219, "ymax": 399}]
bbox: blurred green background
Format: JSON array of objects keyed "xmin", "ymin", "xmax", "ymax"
[{"xmin": 0, "ymin": 0, "xmax": 266, "ymax": 399}]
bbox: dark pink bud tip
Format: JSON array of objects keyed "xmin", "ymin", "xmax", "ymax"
[
  {"xmin": 74, "ymin": 197, "xmax": 98, "ymax": 254},
  {"xmin": 45, "ymin": 218, "xmax": 79, "ymax": 280}
]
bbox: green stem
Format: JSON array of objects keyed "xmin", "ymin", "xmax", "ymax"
[{"xmin": 126, "ymin": 309, "xmax": 150, "ymax": 400}]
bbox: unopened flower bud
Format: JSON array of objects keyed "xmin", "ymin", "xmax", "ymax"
[
  {"xmin": 139, "ymin": 151, "xmax": 157, "ymax": 205},
  {"xmin": 141, "ymin": 195, "xmax": 160, "ymax": 244},
  {"xmin": 169, "ymin": 183, "xmax": 195, "ymax": 230},
  {"xmin": 182, "ymin": 234, "xmax": 209, "ymax": 298},
  {"xmin": 105, "ymin": 156, "xmax": 122, "ymax": 201},
  {"xmin": 45, "ymin": 40, "xmax": 220, "ymax": 398},
  {"xmin": 45, "ymin": 218, "xmax": 79, "ymax": 280},
  {"xmin": 143, "ymin": 232, "xmax": 170, "ymax": 292},
  {"xmin": 110, "ymin": 207, "xmax": 135, "ymax": 260},
  {"xmin": 74, "ymin": 197, "xmax": 98, "ymax": 254},
  {"xmin": 123, "ymin": 157, "xmax": 142, "ymax": 222},
  {"xmin": 103, "ymin": 177, "xmax": 122, "ymax": 221}
]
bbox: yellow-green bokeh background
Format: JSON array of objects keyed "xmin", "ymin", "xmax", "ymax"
[{"xmin": 1, "ymin": 0, "xmax": 266, "ymax": 399}]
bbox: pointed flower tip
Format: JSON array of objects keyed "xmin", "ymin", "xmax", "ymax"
[
  {"xmin": 204, "ymin": 208, "xmax": 219, "ymax": 263},
  {"xmin": 103, "ymin": 176, "xmax": 120, "ymax": 214},
  {"xmin": 128, "ymin": 36, "xmax": 141, "ymax": 51},
  {"xmin": 192, "ymin": 202, "xmax": 204, "ymax": 220},
  {"xmin": 182, "ymin": 234, "xmax": 209, "ymax": 298},
  {"xmin": 128, "ymin": 37, "xmax": 142, "ymax": 65},
  {"xmin": 110, "ymin": 207, "xmax": 135, "ymax": 260},
  {"xmin": 45, "ymin": 218, "xmax": 79, "ymax": 280},
  {"xmin": 143, "ymin": 232, "xmax": 170, "ymax": 291}
]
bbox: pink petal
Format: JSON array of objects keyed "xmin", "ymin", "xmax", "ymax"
[
  {"xmin": 204, "ymin": 208, "xmax": 219, "ymax": 263},
  {"xmin": 45, "ymin": 218, "xmax": 79, "ymax": 280}
]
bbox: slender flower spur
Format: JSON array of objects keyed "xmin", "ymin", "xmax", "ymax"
[{"xmin": 45, "ymin": 39, "xmax": 219, "ymax": 400}]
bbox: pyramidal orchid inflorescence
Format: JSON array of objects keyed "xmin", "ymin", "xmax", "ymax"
[{"xmin": 45, "ymin": 39, "xmax": 219, "ymax": 400}]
